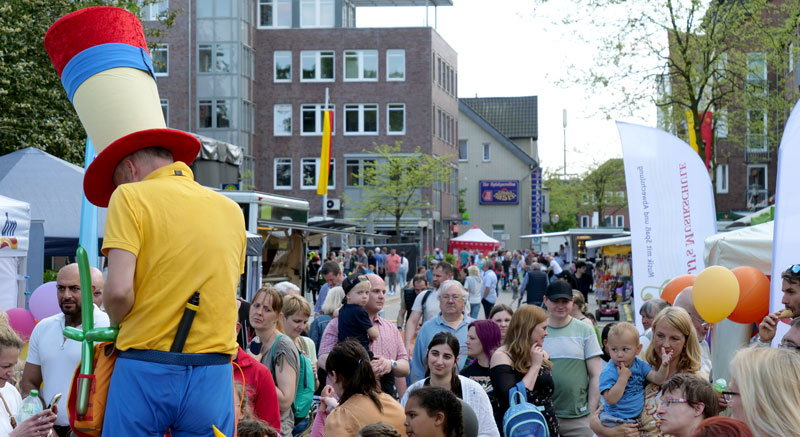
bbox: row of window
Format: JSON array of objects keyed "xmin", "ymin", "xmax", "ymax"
[
  {"xmin": 458, "ymin": 140, "xmax": 491, "ymax": 162},
  {"xmin": 274, "ymin": 157, "xmax": 380, "ymax": 190},
  {"xmin": 434, "ymin": 53, "xmax": 456, "ymax": 96},
  {"xmin": 274, "ymin": 103, "xmax": 405, "ymax": 136},
  {"xmin": 259, "ymin": 0, "xmax": 333, "ymax": 28},
  {"xmin": 274, "ymin": 49, "xmax": 406, "ymax": 82},
  {"xmin": 435, "ymin": 106, "xmax": 456, "ymax": 145},
  {"xmin": 579, "ymin": 215, "xmax": 626, "ymax": 228}
]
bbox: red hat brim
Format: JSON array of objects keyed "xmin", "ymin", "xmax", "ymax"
[{"xmin": 84, "ymin": 128, "xmax": 201, "ymax": 207}]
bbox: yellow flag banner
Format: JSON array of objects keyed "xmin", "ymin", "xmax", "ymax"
[
  {"xmin": 685, "ymin": 110, "xmax": 698, "ymax": 153},
  {"xmin": 317, "ymin": 110, "xmax": 332, "ymax": 195}
]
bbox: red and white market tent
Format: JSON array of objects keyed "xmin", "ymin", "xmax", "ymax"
[{"xmin": 449, "ymin": 226, "xmax": 500, "ymax": 255}]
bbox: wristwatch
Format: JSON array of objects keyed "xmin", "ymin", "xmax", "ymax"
[{"xmin": 391, "ymin": 359, "xmax": 398, "ymax": 370}]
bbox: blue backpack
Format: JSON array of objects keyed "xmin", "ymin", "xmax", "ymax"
[{"xmin": 502, "ymin": 381, "xmax": 550, "ymax": 437}]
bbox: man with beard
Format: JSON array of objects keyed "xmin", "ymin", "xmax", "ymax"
[{"xmin": 22, "ymin": 263, "xmax": 110, "ymax": 436}]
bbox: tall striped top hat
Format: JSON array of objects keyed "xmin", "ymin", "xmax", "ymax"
[{"xmin": 44, "ymin": 6, "xmax": 200, "ymax": 207}]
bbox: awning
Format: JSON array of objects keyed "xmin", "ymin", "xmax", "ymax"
[
  {"xmin": 520, "ymin": 231, "xmax": 570, "ymax": 239},
  {"xmin": 257, "ymin": 220, "xmax": 389, "ymax": 239},
  {"xmin": 585, "ymin": 236, "xmax": 632, "ymax": 249}
]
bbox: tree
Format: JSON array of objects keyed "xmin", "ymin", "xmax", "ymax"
[
  {"xmin": 540, "ymin": 0, "xmax": 800, "ymax": 177},
  {"xmin": 543, "ymin": 171, "xmax": 580, "ymax": 232},
  {"xmin": 0, "ymin": 0, "xmax": 178, "ymax": 164},
  {"xmin": 344, "ymin": 142, "xmax": 454, "ymax": 241},
  {"xmin": 580, "ymin": 158, "xmax": 627, "ymax": 225}
]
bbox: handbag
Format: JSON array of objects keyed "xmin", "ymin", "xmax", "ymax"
[{"xmin": 67, "ymin": 342, "xmax": 117, "ymax": 437}]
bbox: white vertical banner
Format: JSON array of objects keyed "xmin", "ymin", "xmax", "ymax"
[
  {"xmin": 618, "ymin": 122, "xmax": 717, "ymax": 332},
  {"xmin": 769, "ymin": 100, "xmax": 800, "ymax": 346}
]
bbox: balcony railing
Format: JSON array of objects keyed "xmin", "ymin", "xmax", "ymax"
[
  {"xmin": 746, "ymin": 188, "xmax": 769, "ymax": 209},
  {"xmin": 744, "ymin": 134, "xmax": 770, "ymax": 163}
]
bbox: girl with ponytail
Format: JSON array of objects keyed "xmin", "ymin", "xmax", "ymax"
[
  {"xmin": 316, "ymin": 339, "xmax": 407, "ymax": 435},
  {"xmin": 401, "ymin": 332, "xmax": 500, "ymax": 437}
]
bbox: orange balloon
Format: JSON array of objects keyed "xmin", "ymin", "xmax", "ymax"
[
  {"xmin": 728, "ymin": 266, "xmax": 770, "ymax": 324},
  {"xmin": 661, "ymin": 274, "xmax": 696, "ymax": 304}
]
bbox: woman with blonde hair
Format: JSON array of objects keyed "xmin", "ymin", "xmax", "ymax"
[
  {"xmin": 571, "ymin": 289, "xmax": 593, "ymax": 326},
  {"xmin": 489, "ymin": 305, "xmax": 558, "ymax": 436},
  {"xmin": 250, "ymin": 287, "xmax": 299, "ymax": 437},
  {"xmin": 592, "ymin": 306, "xmax": 700, "ymax": 436},
  {"xmin": 728, "ymin": 347, "xmax": 800, "ymax": 437},
  {"xmin": 465, "ymin": 265, "xmax": 483, "ymax": 319}
]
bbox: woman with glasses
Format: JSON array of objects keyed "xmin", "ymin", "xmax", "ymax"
[
  {"xmin": 656, "ymin": 373, "xmax": 720, "ymax": 437},
  {"xmin": 591, "ymin": 307, "xmax": 703, "ymax": 436},
  {"xmin": 728, "ymin": 347, "xmax": 800, "ymax": 437}
]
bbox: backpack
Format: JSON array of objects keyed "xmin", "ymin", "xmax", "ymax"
[
  {"xmin": 271, "ymin": 334, "xmax": 314, "ymax": 419},
  {"xmin": 502, "ymin": 381, "xmax": 550, "ymax": 437}
]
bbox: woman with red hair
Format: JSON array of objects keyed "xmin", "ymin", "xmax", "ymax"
[{"xmin": 691, "ymin": 417, "xmax": 753, "ymax": 437}]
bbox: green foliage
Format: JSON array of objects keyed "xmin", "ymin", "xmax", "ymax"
[
  {"xmin": 43, "ymin": 269, "xmax": 58, "ymax": 283},
  {"xmin": 0, "ymin": 0, "xmax": 178, "ymax": 164},
  {"xmin": 458, "ymin": 188, "xmax": 468, "ymax": 216},
  {"xmin": 443, "ymin": 253, "xmax": 457, "ymax": 266},
  {"xmin": 543, "ymin": 170, "xmax": 580, "ymax": 232},
  {"xmin": 343, "ymin": 142, "xmax": 454, "ymax": 240},
  {"xmin": 580, "ymin": 158, "xmax": 627, "ymax": 221}
]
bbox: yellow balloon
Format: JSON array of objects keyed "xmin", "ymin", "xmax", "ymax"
[
  {"xmin": 19, "ymin": 342, "xmax": 29, "ymax": 361},
  {"xmin": 693, "ymin": 265, "xmax": 740, "ymax": 324}
]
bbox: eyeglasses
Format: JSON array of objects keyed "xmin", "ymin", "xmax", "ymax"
[
  {"xmin": 721, "ymin": 391, "xmax": 740, "ymax": 402},
  {"xmin": 662, "ymin": 398, "xmax": 691, "ymax": 408},
  {"xmin": 779, "ymin": 341, "xmax": 800, "ymax": 353},
  {"xmin": 689, "ymin": 312, "xmax": 712, "ymax": 329},
  {"xmin": 786, "ymin": 265, "xmax": 800, "ymax": 275},
  {"xmin": 439, "ymin": 294, "xmax": 462, "ymax": 301}
]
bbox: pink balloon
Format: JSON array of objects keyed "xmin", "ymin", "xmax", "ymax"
[
  {"xmin": 6, "ymin": 308, "xmax": 36, "ymax": 340},
  {"xmin": 28, "ymin": 281, "xmax": 61, "ymax": 321}
]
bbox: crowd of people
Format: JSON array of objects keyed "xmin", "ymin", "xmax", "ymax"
[{"xmin": 2, "ymin": 247, "xmax": 800, "ymax": 437}]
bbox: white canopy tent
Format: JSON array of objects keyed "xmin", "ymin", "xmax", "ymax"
[
  {"xmin": 449, "ymin": 226, "xmax": 500, "ymax": 255},
  {"xmin": 0, "ymin": 195, "xmax": 31, "ymax": 310},
  {"xmin": 703, "ymin": 220, "xmax": 773, "ymax": 382}
]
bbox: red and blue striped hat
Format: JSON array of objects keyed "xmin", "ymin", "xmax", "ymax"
[{"xmin": 44, "ymin": 6, "xmax": 200, "ymax": 207}]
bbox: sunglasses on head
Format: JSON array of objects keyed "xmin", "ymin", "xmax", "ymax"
[{"xmin": 787, "ymin": 264, "xmax": 800, "ymax": 275}]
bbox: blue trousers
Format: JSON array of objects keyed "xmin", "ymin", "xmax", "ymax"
[{"xmin": 103, "ymin": 356, "xmax": 235, "ymax": 436}]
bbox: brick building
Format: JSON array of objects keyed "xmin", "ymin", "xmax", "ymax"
[{"xmin": 145, "ymin": 0, "xmax": 458, "ymax": 247}]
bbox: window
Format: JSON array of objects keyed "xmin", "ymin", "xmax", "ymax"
[
  {"xmin": 492, "ymin": 225, "xmax": 504, "ymax": 242},
  {"xmin": 258, "ymin": 0, "xmax": 291, "ymax": 28},
  {"xmin": 301, "ymin": 51, "xmax": 334, "ymax": 81},
  {"xmin": 151, "ymin": 44, "xmax": 168, "ymax": 76},
  {"xmin": 160, "ymin": 99, "xmax": 169, "ymax": 126},
  {"xmin": 482, "ymin": 143, "xmax": 491, "ymax": 161},
  {"xmin": 387, "ymin": 50, "xmax": 406, "ymax": 81},
  {"xmin": 344, "ymin": 104, "xmax": 378, "ymax": 135},
  {"xmin": 716, "ymin": 163, "xmax": 729, "ymax": 194},
  {"xmin": 746, "ymin": 52, "xmax": 767, "ymax": 93},
  {"xmin": 198, "ymin": 99, "xmax": 232, "ymax": 128},
  {"xmin": 301, "ymin": 158, "xmax": 335, "ymax": 189},
  {"xmin": 140, "ymin": 0, "xmax": 168, "ymax": 20},
  {"xmin": 387, "ymin": 104, "xmax": 405, "ymax": 134},
  {"xmin": 717, "ymin": 108, "xmax": 728, "ymax": 138},
  {"xmin": 616, "ymin": 215, "xmax": 625, "ymax": 227},
  {"xmin": 301, "ymin": 104, "xmax": 335, "ymax": 135},
  {"xmin": 274, "ymin": 51, "xmax": 292, "ymax": 82},
  {"xmin": 746, "ymin": 109, "xmax": 767, "ymax": 151},
  {"xmin": 580, "ymin": 216, "xmax": 589, "ymax": 228},
  {"xmin": 604, "ymin": 216, "xmax": 612, "ymax": 227},
  {"xmin": 346, "ymin": 159, "xmax": 375, "ymax": 186},
  {"xmin": 344, "ymin": 50, "xmax": 378, "ymax": 81},
  {"xmin": 458, "ymin": 140, "xmax": 468, "ymax": 161},
  {"xmin": 746, "ymin": 165, "xmax": 768, "ymax": 208},
  {"xmin": 198, "ymin": 44, "xmax": 232, "ymax": 73},
  {"xmin": 274, "ymin": 104, "xmax": 292, "ymax": 136},
  {"xmin": 274, "ymin": 158, "xmax": 292, "ymax": 189},
  {"xmin": 301, "ymin": 0, "xmax": 334, "ymax": 27}
]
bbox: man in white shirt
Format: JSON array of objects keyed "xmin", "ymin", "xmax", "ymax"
[
  {"xmin": 22, "ymin": 264, "xmax": 110, "ymax": 436},
  {"xmin": 480, "ymin": 260, "xmax": 498, "ymax": 318},
  {"xmin": 548, "ymin": 255, "xmax": 563, "ymax": 276}
]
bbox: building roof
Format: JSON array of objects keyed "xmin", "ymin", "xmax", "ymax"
[
  {"xmin": 459, "ymin": 100, "xmax": 537, "ymax": 167},
  {"xmin": 460, "ymin": 96, "xmax": 538, "ymax": 140}
]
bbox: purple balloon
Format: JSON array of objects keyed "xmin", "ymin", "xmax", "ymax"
[
  {"xmin": 6, "ymin": 308, "xmax": 36, "ymax": 340},
  {"xmin": 28, "ymin": 281, "xmax": 61, "ymax": 321}
]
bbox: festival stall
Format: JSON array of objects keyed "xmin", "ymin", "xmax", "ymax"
[
  {"xmin": 448, "ymin": 226, "xmax": 500, "ymax": 256},
  {"xmin": 0, "ymin": 195, "xmax": 30, "ymax": 311}
]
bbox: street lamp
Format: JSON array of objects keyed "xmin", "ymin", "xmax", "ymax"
[{"xmin": 563, "ymin": 108, "xmax": 568, "ymax": 177}]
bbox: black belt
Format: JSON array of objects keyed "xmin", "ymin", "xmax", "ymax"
[{"xmin": 119, "ymin": 349, "xmax": 231, "ymax": 366}]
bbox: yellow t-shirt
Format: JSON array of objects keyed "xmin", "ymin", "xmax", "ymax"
[{"xmin": 102, "ymin": 162, "xmax": 246, "ymax": 355}]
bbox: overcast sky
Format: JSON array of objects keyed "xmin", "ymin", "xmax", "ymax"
[{"xmin": 357, "ymin": 0, "xmax": 655, "ymax": 174}]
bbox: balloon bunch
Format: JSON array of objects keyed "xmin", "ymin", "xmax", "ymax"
[{"xmin": 659, "ymin": 265, "xmax": 770, "ymax": 325}]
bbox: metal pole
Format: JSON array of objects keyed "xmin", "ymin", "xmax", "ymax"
[
  {"xmin": 322, "ymin": 88, "xmax": 329, "ymax": 260},
  {"xmin": 562, "ymin": 109, "xmax": 567, "ymax": 177}
]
